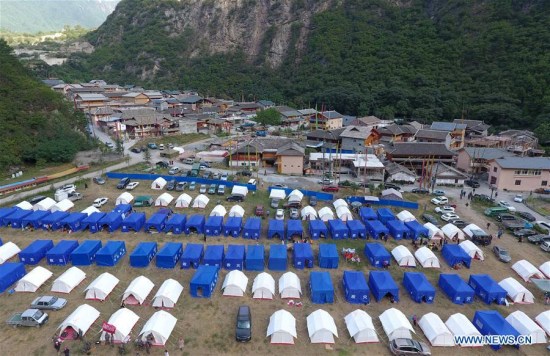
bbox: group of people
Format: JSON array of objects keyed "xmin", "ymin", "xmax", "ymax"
[{"xmin": 52, "ymin": 337, "xmax": 70, "ymax": 355}]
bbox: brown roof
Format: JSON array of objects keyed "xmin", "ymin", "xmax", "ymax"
[
  {"xmin": 277, "ymin": 142, "xmax": 305, "ymax": 156},
  {"xmin": 307, "ymin": 128, "xmax": 345, "ymax": 141},
  {"xmin": 389, "ymin": 142, "xmax": 456, "ymax": 156},
  {"xmin": 340, "ymin": 126, "xmax": 372, "ymax": 139},
  {"xmin": 377, "ymin": 124, "xmax": 417, "ymax": 136},
  {"xmin": 415, "ymin": 129, "xmax": 449, "ymax": 141}
]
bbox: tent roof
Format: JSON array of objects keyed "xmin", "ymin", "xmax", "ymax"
[
  {"xmin": 333, "ymin": 198, "xmax": 348, "ymax": 209},
  {"xmin": 506, "ymin": 311, "xmax": 545, "ymax": 339},
  {"xmin": 288, "ymin": 189, "xmax": 304, "ymax": 202},
  {"xmin": 222, "ymin": 270, "xmax": 248, "ymax": 293},
  {"xmin": 396, "ymin": 210, "xmax": 416, "ymax": 222},
  {"xmin": 16, "ymin": 201, "xmax": 33, "ymax": 210},
  {"xmin": 33, "ymin": 197, "xmax": 56, "ymax": 211},
  {"xmin": 418, "ymin": 312, "xmax": 453, "ymax": 346},
  {"xmin": 123, "ymin": 276, "xmax": 155, "ymax": 304},
  {"xmin": 210, "ymin": 205, "xmax": 227, "ymax": 217},
  {"xmin": 512, "ymin": 260, "xmax": 544, "ymax": 281},
  {"xmin": 139, "ymin": 310, "xmax": 177, "ymax": 343},
  {"xmin": 252, "ymin": 272, "xmax": 275, "ymax": 294},
  {"xmin": 192, "ymin": 194, "xmax": 209, "ymax": 207},
  {"xmin": 318, "ymin": 207, "xmax": 334, "ymax": 220},
  {"xmin": 379, "ymin": 308, "xmax": 414, "ymax": 335},
  {"xmin": 539, "ymin": 261, "xmax": 550, "ymax": 278},
  {"xmin": 176, "ymin": 193, "xmax": 192, "ymax": 204},
  {"xmin": 535, "ymin": 311, "xmax": 550, "ymax": 336},
  {"xmin": 229, "ymin": 205, "xmax": 245, "ymax": 217},
  {"xmin": 301, "ymin": 206, "xmax": 318, "ymax": 219},
  {"xmin": 116, "ymin": 192, "xmax": 134, "ymax": 203},
  {"xmin": 415, "ymin": 247, "xmax": 439, "ymax": 264},
  {"xmin": 459, "ymin": 240, "xmax": 484, "ymax": 260},
  {"xmin": 156, "ymin": 192, "xmax": 174, "ymax": 204},
  {"xmin": 105, "ymin": 308, "xmax": 140, "ymax": 339},
  {"xmin": 279, "ymin": 272, "xmax": 301, "ymax": 293},
  {"xmin": 499, "ymin": 277, "xmax": 533, "ymax": 298},
  {"xmin": 445, "ymin": 313, "xmax": 481, "ymax": 338},
  {"xmin": 58, "ymin": 304, "xmax": 100, "ymax": 335},
  {"xmin": 154, "ymin": 278, "xmax": 184, "ymax": 304},
  {"xmin": 52, "ymin": 199, "xmax": 74, "ymax": 212},
  {"xmin": 267, "ymin": 309, "xmax": 297, "ymax": 338},
  {"xmin": 16, "ymin": 266, "xmax": 52, "ymax": 290},
  {"xmin": 307, "ymin": 309, "xmax": 338, "ymax": 338},
  {"xmin": 392, "ymin": 245, "xmax": 414, "ymax": 259},
  {"xmin": 53, "ymin": 266, "xmax": 86, "ymax": 290},
  {"xmin": 441, "ymin": 223, "xmax": 464, "ymax": 239},
  {"xmin": 344, "ymin": 310, "xmax": 376, "ymax": 339},
  {"xmin": 86, "ymin": 272, "xmax": 119, "ymax": 294},
  {"xmin": 231, "ymin": 185, "xmax": 248, "ymax": 196},
  {"xmin": 269, "ymin": 189, "xmax": 286, "ymax": 200}
]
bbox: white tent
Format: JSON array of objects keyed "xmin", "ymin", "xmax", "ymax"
[
  {"xmin": 155, "ymin": 192, "xmax": 174, "ymax": 207},
  {"xmin": 379, "ymin": 308, "xmax": 414, "ymax": 341},
  {"xmin": 344, "ymin": 310, "xmax": 379, "ymax": 344},
  {"xmin": 391, "ymin": 245, "xmax": 416, "ymax": 267},
  {"xmin": 396, "ymin": 210, "xmax": 416, "ymax": 222},
  {"xmin": 85, "ymin": 272, "xmax": 119, "ymax": 301},
  {"xmin": 336, "ymin": 206, "xmax": 353, "ymax": 221},
  {"xmin": 307, "ymin": 309, "xmax": 338, "ymax": 344},
  {"xmin": 192, "ymin": 194, "xmax": 209, "ymax": 209},
  {"xmin": 505, "ymin": 311, "xmax": 547, "ymax": 344},
  {"xmin": 418, "ymin": 312, "xmax": 455, "ymax": 347},
  {"xmin": 175, "ymin": 193, "xmax": 192, "ymax": 208},
  {"xmin": 210, "ymin": 204, "xmax": 227, "ymax": 217},
  {"xmin": 288, "ymin": 189, "xmax": 304, "ymax": 203},
  {"xmin": 51, "ymin": 199, "xmax": 74, "ymax": 212},
  {"xmin": 100, "ymin": 308, "xmax": 140, "ymax": 343},
  {"xmin": 279, "ymin": 272, "xmax": 302, "ymax": 299},
  {"xmin": 540, "ymin": 261, "xmax": 550, "ymax": 278},
  {"xmin": 152, "ymin": 279, "xmax": 184, "ymax": 309},
  {"xmin": 498, "ymin": 277, "xmax": 534, "ymax": 304},
  {"xmin": 301, "ymin": 206, "xmax": 318, "ymax": 220},
  {"xmin": 222, "ymin": 270, "xmax": 248, "ymax": 297},
  {"xmin": 269, "ymin": 189, "xmax": 286, "ymax": 200},
  {"xmin": 267, "ymin": 310, "xmax": 297, "ymax": 344},
  {"xmin": 459, "ymin": 240, "xmax": 485, "ymax": 260},
  {"xmin": 58, "ymin": 304, "xmax": 100, "ymax": 337},
  {"xmin": 442, "ymin": 223, "xmax": 465, "ymax": 241},
  {"xmin": 81, "ymin": 206, "xmax": 100, "ymax": 215},
  {"xmin": 151, "ymin": 177, "xmax": 167, "ymax": 190},
  {"xmin": 333, "ymin": 198, "xmax": 348, "ymax": 210},
  {"xmin": 122, "ymin": 276, "xmax": 155, "ymax": 305},
  {"xmin": 172, "ymin": 147, "xmax": 184, "ymax": 154},
  {"xmin": 116, "ymin": 192, "xmax": 134, "ymax": 205},
  {"xmin": 15, "ymin": 201, "xmax": 33, "ymax": 210},
  {"xmin": 535, "ymin": 311, "xmax": 550, "ymax": 337},
  {"xmin": 0, "ymin": 241, "xmax": 21, "ymax": 264},
  {"xmin": 512, "ymin": 260, "xmax": 545, "ymax": 282},
  {"xmin": 14, "ymin": 266, "xmax": 53, "ymax": 292},
  {"xmin": 231, "ymin": 185, "xmax": 248, "ymax": 197},
  {"xmin": 229, "ymin": 205, "xmax": 245, "ymax": 218},
  {"xmin": 445, "ymin": 313, "xmax": 483, "ymax": 347},
  {"xmin": 414, "ymin": 246, "xmax": 440, "ymax": 268},
  {"xmin": 33, "ymin": 197, "xmax": 56, "ymax": 211},
  {"xmin": 138, "ymin": 310, "xmax": 177, "ymax": 346},
  {"xmin": 51, "ymin": 266, "xmax": 86, "ymax": 294},
  {"xmin": 462, "ymin": 224, "xmax": 486, "ymax": 240},
  {"xmin": 423, "ymin": 222, "xmax": 444, "ymax": 241},
  {"xmin": 318, "ymin": 207, "xmax": 335, "ymax": 222},
  {"xmin": 252, "ymin": 272, "xmax": 275, "ymax": 299}
]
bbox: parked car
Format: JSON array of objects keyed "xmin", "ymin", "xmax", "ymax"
[
  {"xmin": 237, "ymin": 170, "xmax": 252, "ymax": 176},
  {"xmin": 168, "ymin": 166, "xmax": 181, "ymax": 175},
  {"xmin": 29, "ymin": 195, "xmax": 47, "ymax": 205},
  {"xmin": 30, "ymin": 296, "xmax": 67, "ymax": 310},
  {"xmin": 147, "ymin": 142, "xmax": 158, "ymax": 149},
  {"xmin": 189, "ymin": 181, "xmax": 196, "ymax": 191},
  {"xmin": 270, "ymin": 198, "xmax": 280, "ymax": 208},
  {"xmin": 541, "ymin": 241, "xmax": 550, "ymax": 252},
  {"xmin": 166, "ymin": 179, "xmax": 177, "ymax": 191},
  {"xmin": 441, "ymin": 213, "xmax": 460, "ymax": 222},
  {"xmin": 432, "ymin": 189, "xmax": 446, "ymax": 196},
  {"xmin": 493, "ymin": 245, "xmax": 512, "ymax": 263},
  {"xmin": 212, "ymin": 172, "xmax": 221, "ymax": 180},
  {"xmin": 411, "ymin": 187, "xmax": 429, "ymax": 194},
  {"xmin": 527, "ymin": 234, "xmax": 550, "ymax": 245},
  {"xmin": 473, "ymin": 193, "xmax": 493, "ymax": 202},
  {"xmin": 6, "ymin": 309, "xmax": 48, "ymax": 328},
  {"xmin": 517, "ymin": 211, "xmax": 536, "ymax": 222},
  {"xmin": 199, "ymin": 184, "xmax": 207, "ymax": 194},
  {"xmin": 289, "ymin": 208, "xmax": 299, "ymax": 220},
  {"xmin": 158, "ymin": 144, "xmax": 165, "ymax": 150},
  {"xmin": 106, "ymin": 142, "xmax": 115, "ymax": 150},
  {"xmin": 130, "ymin": 147, "xmax": 141, "ymax": 153},
  {"xmin": 464, "ymin": 179, "xmax": 480, "ymax": 188},
  {"xmin": 434, "ymin": 205, "xmax": 455, "ymax": 214},
  {"xmin": 67, "ymin": 192, "xmax": 83, "ymax": 202},
  {"xmin": 93, "ymin": 197, "xmax": 109, "ymax": 208},
  {"xmin": 126, "ymin": 182, "xmax": 140, "ymax": 190},
  {"xmin": 199, "ymin": 162, "xmax": 211, "ymax": 168},
  {"xmin": 226, "ymin": 195, "xmax": 244, "ymax": 202},
  {"xmin": 272, "ymin": 184, "xmax": 288, "ymax": 189},
  {"xmin": 208, "ymin": 184, "xmax": 217, "ymax": 195},
  {"xmin": 498, "ymin": 201, "xmax": 517, "ymax": 212},
  {"xmin": 309, "ymin": 196, "xmax": 318, "ymax": 207},
  {"xmin": 57, "ymin": 184, "xmax": 76, "ymax": 194},
  {"xmin": 318, "ymin": 177, "xmax": 334, "ymax": 185},
  {"xmin": 449, "ymin": 219, "xmax": 467, "ymax": 228},
  {"xmin": 430, "ymin": 196, "xmax": 448, "ymax": 205},
  {"xmin": 175, "ymin": 182, "xmax": 187, "ymax": 191},
  {"xmin": 183, "ymin": 158, "xmax": 195, "ymax": 165},
  {"xmin": 512, "ymin": 229, "xmax": 537, "ymax": 238},
  {"xmin": 389, "ymin": 338, "xmax": 431, "ymax": 356},
  {"xmin": 275, "ymin": 209, "xmax": 284, "ymax": 220},
  {"xmin": 383, "ymin": 183, "xmax": 402, "ymax": 191},
  {"xmin": 220, "ymin": 173, "xmax": 229, "ymax": 181},
  {"xmin": 421, "ymin": 213, "xmax": 440, "ymax": 227},
  {"xmin": 283, "ymin": 202, "xmax": 302, "ymax": 209},
  {"xmin": 116, "ymin": 177, "xmax": 131, "ymax": 189},
  {"xmin": 322, "ymin": 186, "xmax": 339, "ymax": 192},
  {"xmin": 156, "ymin": 161, "xmax": 169, "ymax": 169},
  {"xmin": 255, "ymin": 205, "xmax": 264, "ymax": 216},
  {"xmin": 202, "ymin": 171, "xmax": 211, "ymax": 179},
  {"xmin": 235, "ymin": 305, "xmax": 252, "ymax": 342},
  {"xmin": 217, "ymin": 185, "xmax": 226, "ymax": 195},
  {"xmin": 495, "ymin": 214, "xmax": 517, "ymax": 222},
  {"xmin": 513, "ymin": 194, "xmax": 524, "ymax": 203},
  {"xmin": 92, "ymin": 177, "xmax": 106, "ymax": 185}
]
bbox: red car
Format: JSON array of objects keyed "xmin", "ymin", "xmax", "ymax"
[{"xmin": 322, "ymin": 186, "xmax": 339, "ymax": 192}]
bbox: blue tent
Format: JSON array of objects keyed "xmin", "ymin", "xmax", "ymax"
[
  {"xmin": 328, "ymin": 219, "xmax": 349, "ymax": 239},
  {"xmin": 98, "ymin": 212, "xmax": 123, "ymax": 233},
  {"xmin": 404, "ymin": 220, "xmax": 430, "ymax": 240},
  {"xmin": 368, "ymin": 270, "xmax": 399, "ymax": 302},
  {"xmin": 224, "ymin": 245, "xmax": 245, "ymax": 270},
  {"xmin": 364, "ymin": 243, "xmax": 391, "ymax": 268},
  {"xmin": 143, "ymin": 212, "xmax": 167, "ymax": 233},
  {"xmin": 308, "ymin": 220, "xmax": 328, "ymax": 239},
  {"xmin": 7, "ymin": 208, "xmax": 33, "ymax": 229},
  {"xmin": 0, "ymin": 263, "xmax": 26, "ymax": 293},
  {"xmin": 41, "ymin": 211, "xmax": 70, "ymax": 231},
  {"xmin": 60, "ymin": 212, "xmax": 87, "ymax": 232},
  {"xmin": 46, "ymin": 240, "xmax": 78, "ymax": 266},
  {"xmin": 293, "ymin": 243, "xmax": 314, "ymax": 269},
  {"xmin": 156, "ymin": 242, "xmax": 183, "ymax": 269},
  {"xmin": 0, "ymin": 207, "xmax": 19, "ymax": 226},
  {"xmin": 242, "ymin": 217, "xmax": 261, "ymax": 239},
  {"xmin": 120, "ymin": 212, "xmax": 146, "ymax": 232},
  {"xmin": 96, "ymin": 241, "xmax": 126, "ymax": 267},
  {"xmin": 71, "ymin": 240, "xmax": 102, "ymax": 266},
  {"xmin": 438, "ymin": 274, "xmax": 474, "ymax": 305},
  {"xmin": 342, "ymin": 270, "xmax": 370, "ymax": 304},
  {"xmin": 203, "ymin": 245, "xmax": 224, "ymax": 267},
  {"xmin": 129, "ymin": 242, "xmax": 157, "ymax": 268},
  {"xmin": 113, "ymin": 204, "xmax": 132, "ymax": 217},
  {"xmin": 386, "ymin": 220, "xmax": 411, "ymax": 240},
  {"xmin": 205, "ymin": 216, "xmax": 223, "ymax": 236},
  {"xmin": 441, "ymin": 244, "xmax": 472, "ymax": 269},
  {"xmin": 82, "ymin": 212, "xmax": 106, "ymax": 233},
  {"xmin": 310, "ymin": 271, "xmax": 334, "ymax": 304},
  {"xmin": 21, "ymin": 210, "xmax": 50, "ymax": 230},
  {"xmin": 245, "ymin": 245, "xmax": 264, "ymax": 271},
  {"xmin": 0, "ymin": 238, "xmax": 2, "ymax": 246},
  {"xmin": 468, "ymin": 274, "xmax": 507, "ymax": 305},
  {"xmin": 19, "ymin": 240, "xmax": 54, "ymax": 265},
  {"xmin": 189, "ymin": 265, "xmax": 219, "ymax": 298},
  {"xmin": 223, "ymin": 217, "xmax": 242, "ymax": 237},
  {"xmin": 164, "ymin": 214, "xmax": 186, "ymax": 234},
  {"xmin": 185, "ymin": 214, "xmax": 205, "ymax": 234},
  {"xmin": 377, "ymin": 208, "xmax": 395, "ymax": 224},
  {"xmin": 472, "ymin": 311, "xmax": 520, "ymax": 350},
  {"xmin": 268, "ymin": 244, "xmax": 287, "ymax": 271},
  {"xmin": 318, "ymin": 244, "xmax": 339, "ymax": 269},
  {"xmin": 268, "ymin": 219, "xmax": 285, "ymax": 240},
  {"xmin": 359, "ymin": 207, "xmax": 377, "ymax": 222},
  {"xmin": 180, "ymin": 243, "xmax": 204, "ymax": 269},
  {"xmin": 403, "ymin": 272, "xmax": 436, "ymax": 303},
  {"xmin": 287, "ymin": 220, "xmax": 303, "ymax": 239},
  {"xmin": 347, "ymin": 220, "xmax": 367, "ymax": 239},
  {"xmin": 364, "ymin": 220, "xmax": 390, "ymax": 240}
]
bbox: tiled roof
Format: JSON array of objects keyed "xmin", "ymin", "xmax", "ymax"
[
  {"xmin": 389, "ymin": 142, "xmax": 456, "ymax": 156},
  {"xmin": 340, "ymin": 126, "xmax": 372, "ymax": 139},
  {"xmin": 415, "ymin": 129, "xmax": 449, "ymax": 140},
  {"xmin": 495, "ymin": 157, "xmax": 550, "ymax": 170},
  {"xmin": 462, "ymin": 148, "xmax": 515, "ymax": 160},
  {"xmin": 430, "ymin": 121, "xmax": 467, "ymax": 132}
]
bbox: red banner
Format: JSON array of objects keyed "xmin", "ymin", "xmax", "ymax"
[{"xmin": 102, "ymin": 321, "xmax": 116, "ymax": 334}]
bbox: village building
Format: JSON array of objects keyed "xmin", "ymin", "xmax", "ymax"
[
  {"xmin": 456, "ymin": 147, "xmax": 516, "ymax": 174},
  {"xmin": 386, "ymin": 142, "xmax": 456, "ymax": 174},
  {"xmin": 429, "ymin": 122, "xmax": 466, "ymax": 150},
  {"xmin": 488, "ymin": 157, "xmax": 550, "ymax": 192}
]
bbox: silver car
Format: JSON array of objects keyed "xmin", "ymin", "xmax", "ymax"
[
  {"xmin": 390, "ymin": 338, "xmax": 431, "ymax": 355},
  {"xmin": 30, "ymin": 296, "xmax": 67, "ymax": 310}
]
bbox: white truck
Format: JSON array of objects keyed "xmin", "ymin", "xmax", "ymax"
[
  {"xmin": 54, "ymin": 191, "xmax": 83, "ymax": 202},
  {"xmin": 6, "ymin": 309, "xmax": 48, "ymax": 328}
]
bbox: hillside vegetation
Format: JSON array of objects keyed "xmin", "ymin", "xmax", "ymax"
[{"xmin": 52, "ymin": 0, "xmax": 550, "ymax": 129}]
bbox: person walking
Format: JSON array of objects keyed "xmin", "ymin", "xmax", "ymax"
[
  {"xmin": 178, "ymin": 338, "xmax": 185, "ymax": 351},
  {"xmin": 63, "ymin": 347, "xmax": 70, "ymax": 356},
  {"xmin": 497, "ymin": 228, "xmax": 503, "ymax": 239},
  {"xmin": 486, "ymin": 222, "xmax": 491, "ymax": 230}
]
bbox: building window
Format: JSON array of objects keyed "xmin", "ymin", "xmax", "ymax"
[
  {"xmin": 515, "ymin": 180, "xmax": 521, "ymax": 186},
  {"xmin": 493, "ymin": 167, "xmax": 497, "ymax": 172},
  {"xmin": 542, "ymin": 181, "xmax": 548, "ymax": 186}
]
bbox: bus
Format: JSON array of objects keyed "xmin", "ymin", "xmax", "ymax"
[{"xmin": 484, "ymin": 207, "xmax": 509, "ymax": 217}]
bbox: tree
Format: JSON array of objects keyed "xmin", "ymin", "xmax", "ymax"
[
  {"xmin": 115, "ymin": 138, "xmax": 124, "ymax": 156},
  {"xmin": 534, "ymin": 122, "xmax": 550, "ymax": 146},
  {"xmin": 252, "ymin": 108, "xmax": 281, "ymax": 126}
]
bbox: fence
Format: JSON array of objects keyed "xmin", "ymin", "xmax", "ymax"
[
  {"xmin": 346, "ymin": 196, "xmax": 419, "ymax": 210},
  {"xmin": 267, "ymin": 187, "xmax": 333, "ymax": 201}
]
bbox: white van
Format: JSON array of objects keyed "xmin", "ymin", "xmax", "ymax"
[
  {"xmin": 248, "ymin": 179, "xmax": 257, "ymax": 186},
  {"xmin": 541, "ymin": 240, "xmax": 550, "ymax": 252}
]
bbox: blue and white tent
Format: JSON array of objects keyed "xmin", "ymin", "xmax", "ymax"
[
  {"xmin": 377, "ymin": 208, "xmax": 395, "ymax": 224},
  {"xmin": 242, "ymin": 217, "xmax": 261, "ymax": 239},
  {"xmin": 359, "ymin": 207, "xmax": 377, "ymax": 222},
  {"xmin": 364, "ymin": 243, "xmax": 391, "ymax": 268},
  {"xmin": 21, "ymin": 210, "xmax": 50, "ymax": 230},
  {"xmin": 71, "ymin": 240, "xmax": 102, "ymax": 266},
  {"xmin": 180, "ymin": 243, "xmax": 204, "ymax": 269},
  {"xmin": 60, "ymin": 212, "xmax": 87, "ymax": 232},
  {"xmin": 364, "ymin": 220, "xmax": 390, "ymax": 240},
  {"xmin": 293, "ymin": 243, "xmax": 314, "ymax": 269},
  {"xmin": 112, "ymin": 204, "xmax": 132, "ymax": 217},
  {"xmin": 468, "ymin": 274, "xmax": 507, "ymax": 305},
  {"xmin": 245, "ymin": 245, "xmax": 264, "ymax": 271},
  {"xmin": 368, "ymin": 270, "xmax": 399, "ymax": 302},
  {"xmin": 402, "ymin": 272, "xmax": 436, "ymax": 303},
  {"xmin": 287, "ymin": 220, "xmax": 303, "ymax": 239},
  {"xmin": 19, "ymin": 240, "xmax": 54, "ymax": 265},
  {"xmin": 41, "ymin": 211, "xmax": 69, "ymax": 231},
  {"xmin": 347, "ymin": 220, "xmax": 367, "ymax": 239},
  {"xmin": 82, "ymin": 212, "xmax": 106, "ymax": 233},
  {"xmin": 203, "ymin": 245, "xmax": 224, "ymax": 268},
  {"xmin": 310, "ymin": 271, "xmax": 334, "ymax": 304},
  {"xmin": 472, "ymin": 311, "xmax": 520, "ymax": 350},
  {"xmin": 268, "ymin": 219, "xmax": 285, "ymax": 240},
  {"xmin": 268, "ymin": 244, "xmax": 287, "ymax": 271},
  {"xmin": 386, "ymin": 220, "xmax": 411, "ymax": 240},
  {"xmin": 185, "ymin": 214, "xmax": 206, "ymax": 234},
  {"xmin": 156, "ymin": 242, "xmax": 183, "ymax": 269},
  {"xmin": 328, "ymin": 219, "xmax": 349, "ymax": 239},
  {"xmin": 46, "ymin": 240, "xmax": 78, "ymax": 266},
  {"xmin": 164, "ymin": 214, "xmax": 186, "ymax": 234},
  {"xmin": 223, "ymin": 217, "xmax": 242, "ymax": 237},
  {"xmin": 98, "ymin": 212, "xmax": 123, "ymax": 233},
  {"xmin": 342, "ymin": 270, "xmax": 370, "ymax": 304},
  {"xmin": 129, "ymin": 242, "xmax": 157, "ymax": 268},
  {"xmin": 142, "ymin": 212, "xmax": 167, "ymax": 233},
  {"xmin": 404, "ymin": 220, "xmax": 430, "ymax": 240},
  {"xmin": 0, "ymin": 262, "xmax": 26, "ymax": 293},
  {"xmin": 7, "ymin": 208, "xmax": 33, "ymax": 229},
  {"xmin": 189, "ymin": 265, "xmax": 219, "ymax": 298},
  {"xmin": 441, "ymin": 244, "xmax": 472, "ymax": 269},
  {"xmin": 308, "ymin": 220, "xmax": 328, "ymax": 239},
  {"xmin": 96, "ymin": 241, "xmax": 126, "ymax": 267},
  {"xmin": 205, "ymin": 216, "xmax": 223, "ymax": 236},
  {"xmin": 224, "ymin": 245, "xmax": 245, "ymax": 270},
  {"xmin": 0, "ymin": 207, "xmax": 19, "ymax": 227},
  {"xmin": 438, "ymin": 274, "xmax": 474, "ymax": 305},
  {"xmin": 318, "ymin": 244, "xmax": 339, "ymax": 269}
]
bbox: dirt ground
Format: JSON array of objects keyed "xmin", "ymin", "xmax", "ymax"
[{"xmin": 0, "ymin": 181, "xmax": 548, "ymax": 356}]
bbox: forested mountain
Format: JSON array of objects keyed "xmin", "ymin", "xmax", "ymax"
[
  {"xmin": 0, "ymin": 0, "xmax": 120, "ymax": 33},
  {"xmin": 53, "ymin": 0, "xmax": 550, "ymax": 129},
  {"xmin": 0, "ymin": 40, "xmax": 90, "ymax": 171}
]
